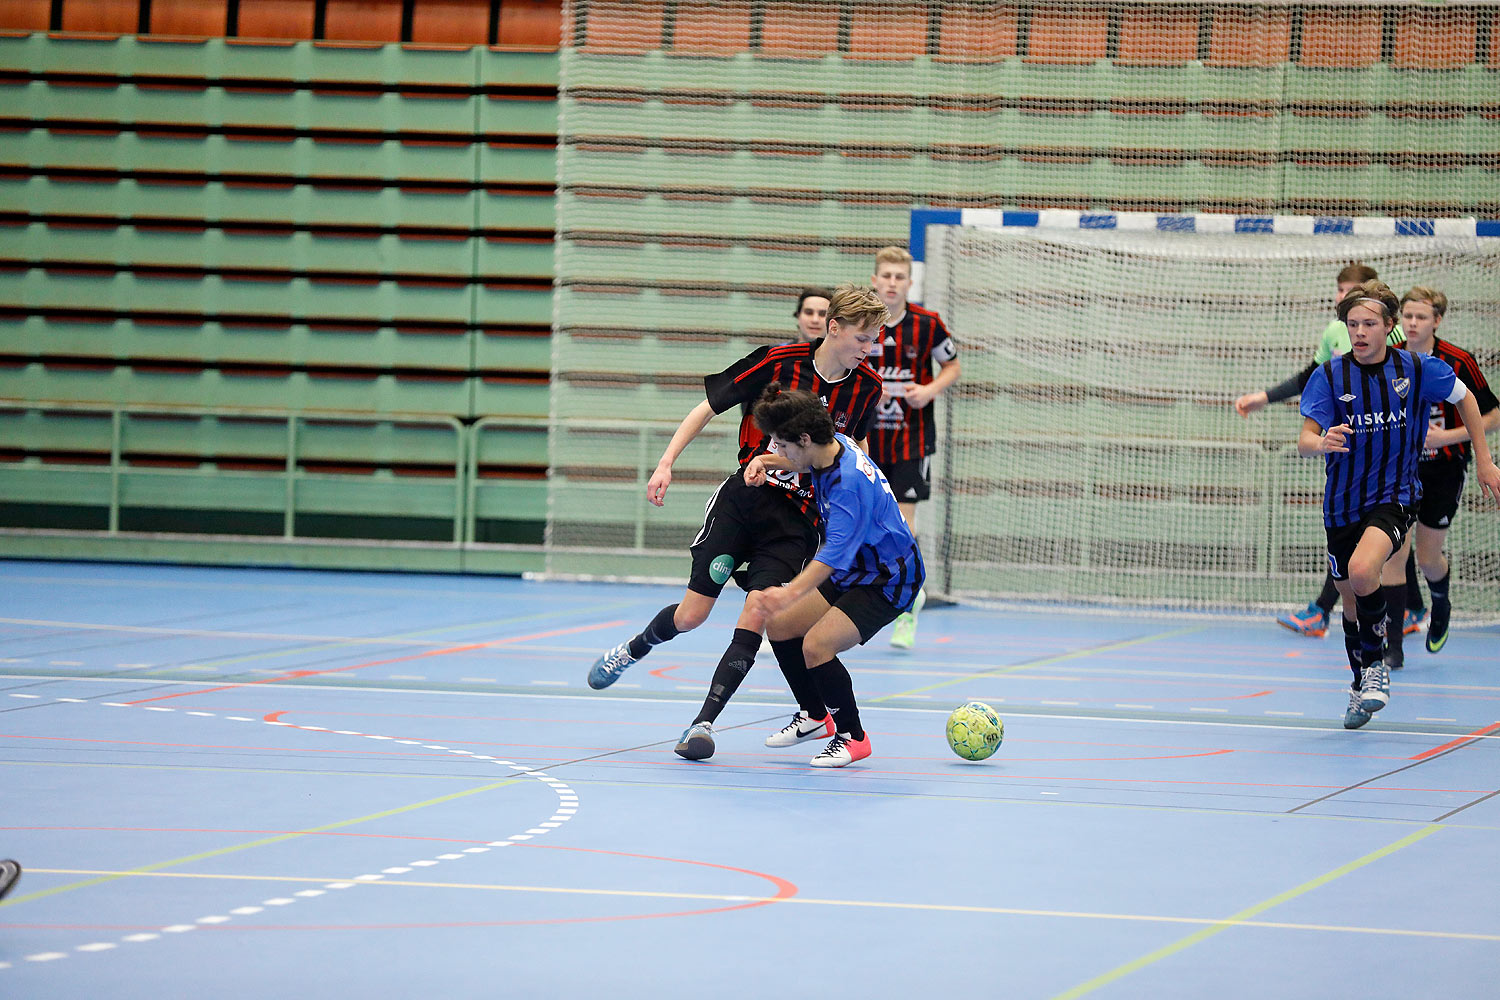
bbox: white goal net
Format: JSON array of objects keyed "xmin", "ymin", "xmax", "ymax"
[{"xmin": 919, "ymin": 214, "xmax": 1500, "ymax": 620}]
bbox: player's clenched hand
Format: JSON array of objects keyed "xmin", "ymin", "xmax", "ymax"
[
  {"xmin": 1321, "ymin": 424, "xmax": 1352, "ymax": 453},
  {"xmin": 744, "ymin": 456, "xmax": 769, "ymax": 487},
  {"xmin": 903, "ymin": 382, "xmax": 937, "ymax": 409},
  {"xmin": 646, "ymin": 466, "xmax": 672, "ymax": 507},
  {"xmin": 1234, "ymin": 391, "xmax": 1268, "ymax": 418},
  {"xmin": 753, "ymin": 585, "xmax": 796, "ymax": 620}
]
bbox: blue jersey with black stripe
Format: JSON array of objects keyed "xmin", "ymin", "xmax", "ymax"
[
  {"xmin": 1301, "ymin": 348, "xmax": 1459, "ymax": 527},
  {"xmin": 810, "ymin": 434, "xmax": 924, "ymax": 609}
]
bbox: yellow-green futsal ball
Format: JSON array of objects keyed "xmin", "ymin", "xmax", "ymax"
[{"xmin": 946, "ymin": 701, "xmax": 1004, "ymax": 761}]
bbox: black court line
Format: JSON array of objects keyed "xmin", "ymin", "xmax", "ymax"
[{"xmin": 1286, "ymin": 729, "xmax": 1499, "ymax": 815}]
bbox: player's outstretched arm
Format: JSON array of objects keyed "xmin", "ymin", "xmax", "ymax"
[
  {"xmin": 1234, "ymin": 390, "xmax": 1268, "ymax": 417},
  {"xmin": 646, "ymin": 399, "xmax": 716, "ymax": 507},
  {"xmin": 1455, "ymin": 392, "xmax": 1500, "ymax": 504}
]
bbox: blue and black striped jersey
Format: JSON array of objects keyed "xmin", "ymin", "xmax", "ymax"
[{"xmin": 1302, "ymin": 348, "xmax": 1462, "ymax": 527}]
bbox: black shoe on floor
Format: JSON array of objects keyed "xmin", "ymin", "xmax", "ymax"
[{"xmin": 0, "ymin": 859, "xmax": 20, "ymax": 901}]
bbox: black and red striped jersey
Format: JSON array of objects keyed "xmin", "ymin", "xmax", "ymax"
[
  {"xmin": 865, "ymin": 303, "xmax": 958, "ymax": 465},
  {"xmin": 1421, "ymin": 338, "xmax": 1498, "ymax": 465},
  {"xmin": 704, "ymin": 339, "xmax": 883, "ymax": 514}
]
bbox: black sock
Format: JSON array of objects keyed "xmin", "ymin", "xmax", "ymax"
[
  {"xmin": 1316, "ymin": 572, "xmax": 1339, "ymax": 615},
  {"xmin": 1428, "ymin": 568, "xmax": 1451, "ymax": 612},
  {"xmin": 1355, "ymin": 590, "xmax": 1387, "ymax": 670},
  {"xmin": 1382, "ymin": 583, "xmax": 1406, "ymax": 667},
  {"xmin": 1405, "ymin": 549, "xmax": 1424, "ymax": 614},
  {"xmin": 627, "ymin": 604, "xmax": 680, "ymax": 660},
  {"xmin": 693, "ymin": 628, "xmax": 760, "ymax": 725},
  {"xmin": 1342, "ymin": 615, "xmax": 1361, "ymax": 686},
  {"xmin": 810, "ymin": 656, "xmax": 863, "ymax": 741},
  {"xmin": 770, "ymin": 638, "xmax": 827, "ymax": 721}
]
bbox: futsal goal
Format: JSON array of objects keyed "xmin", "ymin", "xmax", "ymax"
[{"xmin": 913, "ymin": 211, "xmax": 1500, "ymax": 620}]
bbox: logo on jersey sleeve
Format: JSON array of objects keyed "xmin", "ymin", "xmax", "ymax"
[{"xmin": 1392, "ymin": 378, "xmax": 1410, "ymax": 398}]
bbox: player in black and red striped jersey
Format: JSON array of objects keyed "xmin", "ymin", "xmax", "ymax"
[
  {"xmin": 867, "ymin": 246, "xmax": 961, "ymax": 648},
  {"xmin": 587, "ymin": 284, "xmax": 888, "ymax": 760},
  {"xmin": 1398, "ymin": 286, "xmax": 1500, "ymax": 654}
]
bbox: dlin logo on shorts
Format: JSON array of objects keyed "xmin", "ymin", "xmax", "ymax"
[{"xmin": 709, "ymin": 554, "xmax": 735, "ymax": 586}]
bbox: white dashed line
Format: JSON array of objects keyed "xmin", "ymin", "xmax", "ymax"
[
  {"xmin": 1189, "ymin": 707, "xmax": 1229, "ymax": 714},
  {"xmin": 1265, "ymin": 711, "xmax": 1304, "ymax": 717},
  {"xmin": 5, "ymin": 696, "xmax": 582, "ymax": 974}
]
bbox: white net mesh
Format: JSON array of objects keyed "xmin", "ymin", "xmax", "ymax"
[
  {"xmin": 920, "ymin": 222, "xmax": 1500, "ymax": 618},
  {"xmin": 549, "ymin": 1, "xmax": 1500, "ymax": 593}
]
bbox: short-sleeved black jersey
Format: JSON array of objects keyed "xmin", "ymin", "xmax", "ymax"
[
  {"xmin": 865, "ymin": 303, "xmax": 958, "ymax": 465},
  {"xmin": 703, "ymin": 339, "xmax": 883, "ymax": 515},
  {"xmin": 1421, "ymin": 338, "xmax": 1498, "ymax": 465}
]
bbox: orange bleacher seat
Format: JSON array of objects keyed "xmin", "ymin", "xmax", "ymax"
[
  {"xmin": 936, "ymin": 3, "xmax": 1019, "ymax": 63},
  {"xmin": 848, "ymin": 2, "xmax": 927, "ymax": 61},
  {"xmin": 0, "ymin": 0, "xmax": 51, "ymax": 31},
  {"xmin": 236, "ymin": 0, "xmax": 316, "ymax": 41},
  {"xmin": 324, "ymin": 0, "xmax": 403, "ymax": 43},
  {"xmin": 61, "ymin": 0, "xmax": 137, "ymax": 34},
  {"xmin": 411, "ymin": 0, "xmax": 489, "ymax": 46},
  {"xmin": 497, "ymin": 0, "xmax": 562, "ymax": 48},
  {"xmin": 150, "ymin": 0, "xmax": 230, "ymax": 38},
  {"xmin": 759, "ymin": 1, "xmax": 839, "ymax": 58},
  {"xmin": 1299, "ymin": 7, "xmax": 1382, "ymax": 69},
  {"xmin": 1117, "ymin": 7, "xmax": 1199, "ymax": 67},
  {"xmin": 1393, "ymin": 8, "xmax": 1477, "ymax": 70},
  {"xmin": 1205, "ymin": 7, "xmax": 1291, "ymax": 67},
  {"xmin": 674, "ymin": 2, "xmax": 751, "ymax": 56},
  {"xmin": 1024, "ymin": 6, "xmax": 1108, "ymax": 65},
  {"xmin": 577, "ymin": 0, "xmax": 662, "ymax": 55}
]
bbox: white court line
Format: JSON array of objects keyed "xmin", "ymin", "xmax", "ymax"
[{"xmin": 5, "ymin": 673, "xmax": 1496, "ymax": 741}]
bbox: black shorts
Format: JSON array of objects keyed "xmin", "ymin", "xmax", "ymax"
[
  {"xmin": 1325, "ymin": 503, "xmax": 1416, "ymax": 581},
  {"xmin": 687, "ymin": 472, "xmax": 818, "ymax": 598},
  {"xmin": 878, "ymin": 455, "xmax": 931, "ymax": 504},
  {"xmin": 1415, "ymin": 460, "xmax": 1466, "ymax": 530},
  {"xmin": 816, "ymin": 579, "xmax": 906, "ymax": 645}
]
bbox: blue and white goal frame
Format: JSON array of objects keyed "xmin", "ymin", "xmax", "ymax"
[{"xmin": 907, "ymin": 208, "xmax": 1500, "ymax": 304}]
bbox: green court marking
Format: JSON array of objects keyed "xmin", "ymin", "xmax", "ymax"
[
  {"xmin": 1049, "ymin": 823, "xmax": 1446, "ymax": 1000},
  {"xmin": 873, "ymin": 625, "xmax": 1204, "ymax": 702},
  {"xmin": 0, "ymin": 778, "xmax": 521, "ymax": 908}
]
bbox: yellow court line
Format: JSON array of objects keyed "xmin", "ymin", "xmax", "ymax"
[
  {"xmin": 873, "ymin": 625, "xmax": 1204, "ymax": 702},
  {"xmin": 1049, "ymin": 823, "xmax": 1447, "ymax": 999},
  {"xmin": 0, "ymin": 778, "xmax": 521, "ymax": 908},
  {"xmin": 18, "ymin": 864, "xmax": 1498, "ymax": 943}
]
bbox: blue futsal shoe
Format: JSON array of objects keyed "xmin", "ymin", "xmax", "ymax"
[
  {"xmin": 674, "ymin": 722, "xmax": 715, "ymax": 761},
  {"xmin": 1343, "ymin": 689, "xmax": 1372, "ymax": 730},
  {"xmin": 587, "ymin": 642, "xmax": 637, "ymax": 690}
]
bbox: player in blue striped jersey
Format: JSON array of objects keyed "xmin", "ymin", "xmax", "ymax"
[
  {"xmin": 740, "ymin": 385, "xmax": 924, "ymax": 767},
  {"xmin": 1299, "ymin": 280, "xmax": 1500, "ymax": 729}
]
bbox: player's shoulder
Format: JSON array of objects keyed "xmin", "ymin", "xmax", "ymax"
[
  {"xmin": 908, "ymin": 302, "xmax": 944, "ymax": 321},
  {"xmin": 1433, "ymin": 338, "xmax": 1478, "ymax": 365},
  {"xmin": 854, "ymin": 359, "xmax": 883, "ymax": 384}
]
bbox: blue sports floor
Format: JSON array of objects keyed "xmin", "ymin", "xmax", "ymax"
[{"xmin": 2, "ymin": 559, "xmax": 1497, "ymax": 998}]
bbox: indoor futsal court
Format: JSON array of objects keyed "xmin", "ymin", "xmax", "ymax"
[{"xmin": 2, "ymin": 558, "xmax": 1498, "ymax": 998}]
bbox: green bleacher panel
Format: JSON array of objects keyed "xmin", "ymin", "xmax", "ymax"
[
  {"xmin": 6, "ymin": 270, "xmax": 474, "ymax": 325},
  {"xmin": 0, "ymin": 177, "xmax": 480, "ymax": 229},
  {"xmin": 476, "ymin": 238, "xmax": 554, "ymax": 279},
  {"xmin": 478, "ymin": 190, "xmax": 556, "ymax": 231},
  {"xmin": 474, "ymin": 329, "xmax": 551, "ymax": 374},
  {"xmin": 473, "ymin": 284, "xmax": 556, "ymax": 326},
  {"xmin": 470, "ymin": 377, "xmax": 550, "ymax": 418},
  {"xmin": 10, "ymin": 130, "xmax": 480, "ymax": 182},
  {"xmin": 477, "ymin": 143, "xmax": 558, "ymax": 184},
  {"xmin": 479, "ymin": 95, "xmax": 561, "ymax": 136},
  {"xmin": 6, "ymin": 316, "xmax": 473, "ymax": 372},
  {"xmin": 1, "ymin": 363, "xmax": 474, "ymax": 416},
  {"xmin": 9, "ymin": 224, "xmax": 477, "ymax": 277}
]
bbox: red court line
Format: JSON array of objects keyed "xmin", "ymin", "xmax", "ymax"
[
  {"xmin": 1409, "ymin": 720, "xmax": 1500, "ymax": 761},
  {"xmin": 122, "ymin": 619, "xmax": 627, "ymax": 705}
]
